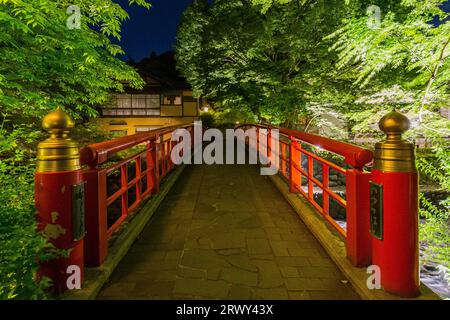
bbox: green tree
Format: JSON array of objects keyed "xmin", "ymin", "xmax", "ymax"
[
  {"xmin": 328, "ymin": 0, "xmax": 450, "ymax": 133},
  {"xmin": 0, "ymin": 0, "xmax": 151, "ymax": 299},
  {"xmin": 176, "ymin": 0, "xmax": 359, "ymax": 127},
  {"xmin": 0, "ymin": 0, "xmax": 150, "ymax": 120}
]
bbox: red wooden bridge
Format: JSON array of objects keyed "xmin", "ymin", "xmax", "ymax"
[{"xmin": 34, "ymin": 108, "xmax": 438, "ymax": 300}]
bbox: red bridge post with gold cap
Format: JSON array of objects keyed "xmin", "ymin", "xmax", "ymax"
[
  {"xmin": 35, "ymin": 108, "xmax": 85, "ymax": 294},
  {"xmin": 371, "ymin": 110, "xmax": 420, "ymax": 298}
]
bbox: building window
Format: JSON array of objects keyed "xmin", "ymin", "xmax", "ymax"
[
  {"xmin": 117, "ymin": 94, "xmax": 132, "ymax": 108},
  {"xmin": 109, "ymin": 120, "xmax": 127, "ymax": 126},
  {"xmin": 102, "ymin": 94, "xmax": 161, "ymax": 116},
  {"xmin": 135, "ymin": 126, "xmax": 163, "ymax": 133},
  {"xmin": 161, "ymin": 94, "xmax": 182, "ymax": 105}
]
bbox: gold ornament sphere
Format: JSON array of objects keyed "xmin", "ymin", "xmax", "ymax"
[
  {"xmin": 42, "ymin": 107, "xmax": 75, "ymax": 134},
  {"xmin": 379, "ymin": 110, "xmax": 410, "ymax": 136}
]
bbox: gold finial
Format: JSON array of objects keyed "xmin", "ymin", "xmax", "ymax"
[
  {"xmin": 374, "ymin": 110, "xmax": 416, "ymax": 173},
  {"xmin": 379, "ymin": 110, "xmax": 410, "ymax": 141},
  {"xmin": 37, "ymin": 108, "xmax": 80, "ymax": 173},
  {"xmin": 42, "ymin": 107, "xmax": 75, "ymax": 138}
]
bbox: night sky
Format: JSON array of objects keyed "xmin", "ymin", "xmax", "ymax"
[{"xmin": 114, "ymin": 0, "xmax": 194, "ymax": 62}]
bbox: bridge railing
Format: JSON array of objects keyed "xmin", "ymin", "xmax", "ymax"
[
  {"xmin": 35, "ymin": 108, "xmax": 421, "ymax": 297},
  {"xmin": 80, "ymin": 124, "xmax": 194, "ymax": 266},
  {"xmin": 237, "ymin": 124, "xmax": 374, "ymax": 267}
]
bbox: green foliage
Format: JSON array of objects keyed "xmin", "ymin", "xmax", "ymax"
[
  {"xmin": 0, "ymin": 0, "xmax": 149, "ymax": 120},
  {"xmin": 0, "ymin": 179, "xmax": 54, "ymax": 300},
  {"xmin": 209, "ymin": 106, "xmax": 257, "ymax": 128},
  {"xmin": 327, "ymin": 1, "xmax": 450, "ymax": 137},
  {"xmin": 250, "ymin": 0, "xmax": 294, "ymax": 14},
  {"xmin": 176, "ymin": 0, "xmax": 358, "ymax": 127},
  {"xmin": 199, "ymin": 112, "xmax": 214, "ymax": 128},
  {"xmin": 176, "ymin": 0, "xmax": 449, "ymax": 137},
  {"xmin": 417, "ymin": 135, "xmax": 450, "ymax": 267},
  {"xmin": 417, "ymin": 137, "xmax": 450, "ymax": 192},
  {"xmin": 72, "ymin": 120, "xmax": 117, "ymax": 146},
  {"xmin": 0, "ymin": 0, "xmax": 151, "ymax": 299},
  {"xmin": 420, "ymin": 192, "xmax": 450, "ymax": 267},
  {"xmin": 0, "ymin": 124, "xmax": 54, "ymax": 299}
]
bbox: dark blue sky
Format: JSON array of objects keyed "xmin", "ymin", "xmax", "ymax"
[{"xmin": 115, "ymin": 0, "xmax": 193, "ymax": 62}]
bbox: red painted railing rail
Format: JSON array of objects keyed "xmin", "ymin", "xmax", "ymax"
[
  {"xmin": 246, "ymin": 124, "xmax": 373, "ymax": 169},
  {"xmin": 238, "ymin": 123, "xmax": 373, "ymax": 267},
  {"xmin": 80, "ymin": 124, "xmax": 192, "ymax": 167}
]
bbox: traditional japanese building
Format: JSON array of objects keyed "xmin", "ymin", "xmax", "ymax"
[{"xmin": 98, "ymin": 52, "xmax": 201, "ymax": 136}]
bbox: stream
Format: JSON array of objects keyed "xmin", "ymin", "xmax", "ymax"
[{"xmin": 335, "ymin": 220, "xmax": 449, "ymax": 299}]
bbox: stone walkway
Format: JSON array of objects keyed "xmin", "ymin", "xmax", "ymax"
[{"xmin": 98, "ymin": 163, "xmax": 359, "ymax": 300}]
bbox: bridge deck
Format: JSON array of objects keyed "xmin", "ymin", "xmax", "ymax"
[{"xmin": 98, "ymin": 163, "xmax": 359, "ymax": 300}]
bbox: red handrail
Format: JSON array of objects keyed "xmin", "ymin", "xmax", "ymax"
[
  {"xmin": 80, "ymin": 124, "xmax": 192, "ymax": 167},
  {"xmin": 238, "ymin": 124, "xmax": 373, "ymax": 169}
]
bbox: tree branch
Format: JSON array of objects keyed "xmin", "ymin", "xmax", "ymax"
[{"xmin": 419, "ymin": 35, "xmax": 450, "ymax": 134}]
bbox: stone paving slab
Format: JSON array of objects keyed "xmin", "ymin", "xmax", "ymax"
[{"xmin": 97, "ymin": 164, "xmax": 359, "ymax": 300}]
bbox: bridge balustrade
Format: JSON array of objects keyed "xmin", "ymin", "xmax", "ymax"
[
  {"xmin": 237, "ymin": 124, "xmax": 374, "ymax": 267},
  {"xmin": 35, "ymin": 109, "xmax": 420, "ymax": 298},
  {"xmin": 80, "ymin": 124, "xmax": 194, "ymax": 266}
]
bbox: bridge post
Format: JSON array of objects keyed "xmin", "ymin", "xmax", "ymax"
[
  {"xmin": 35, "ymin": 107, "xmax": 85, "ymax": 293},
  {"xmin": 146, "ymin": 142, "xmax": 155, "ymax": 193},
  {"xmin": 83, "ymin": 168, "xmax": 108, "ymax": 266},
  {"xmin": 346, "ymin": 169, "xmax": 372, "ymax": 267},
  {"xmin": 371, "ymin": 110, "xmax": 420, "ymax": 297},
  {"xmin": 289, "ymin": 138, "xmax": 301, "ymax": 193},
  {"xmin": 153, "ymin": 134, "xmax": 161, "ymax": 192}
]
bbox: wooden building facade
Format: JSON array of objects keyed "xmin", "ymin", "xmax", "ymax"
[{"xmin": 99, "ymin": 52, "xmax": 201, "ymax": 136}]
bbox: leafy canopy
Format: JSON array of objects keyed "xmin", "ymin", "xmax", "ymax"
[
  {"xmin": 176, "ymin": 0, "xmax": 359, "ymax": 127},
  {"xmin": 0, "ymin": 0, "xmax": 150, "ymax": 120}
]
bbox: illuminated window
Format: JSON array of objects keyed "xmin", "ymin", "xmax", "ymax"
[
  {"xmin": 102, "ymin": 94, "xmax": 161, "ymax": 116},
  {"xmin": 161, "ymin": 94, "xmax": 182, "ymax": 105},
  {"xmin": 135, "ymin": 126, "xmax": 162, "ymax": 133}
]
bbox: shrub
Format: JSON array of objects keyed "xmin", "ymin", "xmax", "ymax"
[
  {"xmin": 0, "ymin": 125, "xmax": 55, "ymax": 299},
  {"xmin": 199, "ymin": 112, "xmax": 214, "ymax": 128},
  {"xmin": 417, "ymin": 136, "xmax": 450, "ymax": 268}
]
